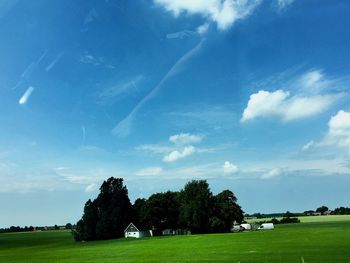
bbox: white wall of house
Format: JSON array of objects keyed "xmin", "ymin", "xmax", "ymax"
[{"xmin": 125, "ymin": 231, "xmax": 140, "ymax": 238}]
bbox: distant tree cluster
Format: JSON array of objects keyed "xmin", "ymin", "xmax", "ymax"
[
  {"xmin": 0, "ymin": 226, "xmax": 34, "ymax": 233},
  {"xmin": 333, "ymin": 207, "xmax": 350, "ymax": 215},
  {"xmin": 73, "ymin": 177, "xmax": 244, "ymax": 241},
  {"xmin": 251, "ymin": 211, "xmax": 300, "ymax": 225},
  {"xmin": 303, "ymin": 205, "xmax": 350, "ymax": 216}
]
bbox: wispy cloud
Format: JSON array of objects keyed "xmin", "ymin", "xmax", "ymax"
[
  {"xmin": 112, "ymin": 40, "xmax": 204, "ymax": 137},
  {"xmin": 166, "ymin": 30, "xmax": 196, "ymax": 39},
  {"xmin": 80, "ymin": 52, "xmax": 104, "ymax": 66},
  {"xmin": 154, "ymin": 0, "xmax": 261, "ymax": 31},
  {"xmin": 169, "ymin": 133, "xmax": 203, "ymax": 145},
  {"xmin": 19, "ymin": 86, "xmax": 35, "ymax": 105},
  {"xmin": 98, "ymin": 75, "xmax": 144, "ymax": 102},
  {"xmin": 163, "ymin": 145, "xmax": 196, "ymax": 162},
  {"xmin": 0, "ymin": 0, "xmax": 19, "ymax": 19},
  {"xmin": 136, "ymin": 144, "xmax": 172, "ymax": 154},
  {"xmin": 45, "ymin": 52, "xmax": 64, "ymax": 72},
  {"xmin": 302, "ymin": 140, "xmax": 315, "ymax": 151},
  {"xmin": 84, "ymin": 8, "xmax": 99, "ymax": 26},
  {"xmin": 261, "ymin": 167, "xmax": 282, "ymax": 179},
  {"xmin": 135, "ymin": 167, "xmax": 163, "ymax": 176},
  {"xmin": 276, "ymin": 0, "xmax": 295, "ymax": 11},
  {"xmin": 85, "ymin": 183, "xmax": 97, "ymax": 193}
]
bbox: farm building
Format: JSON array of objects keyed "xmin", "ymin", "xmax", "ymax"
[{"xmin": 124, "ymin": 223, "xmax": 153, "ymax": 238}]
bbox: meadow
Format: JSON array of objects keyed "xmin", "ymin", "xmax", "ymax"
[{"xmin": 0, "ymin": 216, "xmax": 350, "ymax": 263}]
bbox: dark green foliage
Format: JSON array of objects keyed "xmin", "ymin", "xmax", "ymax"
[
  {"xmin": 333, "ymin": 207, "xmax": 350, "ymax": 215},
  {"xmin": 316, "ymin": 206, "xmax": 329, "ymax": 214},
  {"xmin": 145, "ymin": 191, "xmax": 180, "ymax": 233},
  {"xmin": 210, "ymin": 190, "xmax": 244, "ymax": 232},
  {"xmin": 279, "ymin": 217, "xmax": 300, "ymax": 224},
  {"xmin": 65, "ymin": 223, "xmax": 72, "ymax": 230},
  {"xmin": 73, "ymin": 177, "xmax": 132, "ymax": 241},
  {"xmin": 0, "ymin": 226, "xmax": 35, "ymax": 234},
  {"xmin": 179, "ymin": 180, "xmax": 213, "ymax": 234},
  {"xmin": 256, "ymin": 217, "xmax": 300, "ymax": 225}
]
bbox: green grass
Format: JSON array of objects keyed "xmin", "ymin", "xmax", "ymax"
[{"xmin": 1, "ymin": 216, "xmax": 350, "ymax": 262}]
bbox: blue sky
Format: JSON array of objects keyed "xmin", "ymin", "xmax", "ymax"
[{"xmin": 1, "ymin": 0, "xmax": 350, "ymax": 227}]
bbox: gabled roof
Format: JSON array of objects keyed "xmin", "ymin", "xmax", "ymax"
[{"xmin": 124, "ymin": 222, "xmax": 140, "ymax": 233}]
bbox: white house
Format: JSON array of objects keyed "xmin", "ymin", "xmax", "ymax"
[
  {"xmin": 124, "ymin": 223, "xmax": 153, "ymax": 238},
  {"xmin": 124, "ymin": 222, "xmax": 141, "ymax": 238}
]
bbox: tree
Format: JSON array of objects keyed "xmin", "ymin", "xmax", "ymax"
[
  {"xmin": 210, "ymin": 190, "xmax": 244, "ymax": 232},
  {"xmin": 65, "ymin": 223, "xmax": 72, "ymax": 230},
  {"xmin": 334, "ymin": 207, "xmax": 350, "ymax": 215},
  {"xmin": 132, "ymin": 198, "xmax": 149, "ymax": 229},
  {"xmin": 316, "ymin": 206, "xmax": 329, "ymax": 215},
  {"xmin": 284, "ymin": 211, "xmax": 296, "ymax": 218},
  {"xmin": 145, "ymin": 191, "xmax": 180, "ymax": 233},
  {"xmin": 73, "ymin": 177, "xmax": 132, "ymax": 241},
  {"xmin": 179, "ymin": 180, "xmax": 213, "ymax": 234}
]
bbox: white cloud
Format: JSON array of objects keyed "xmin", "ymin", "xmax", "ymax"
[
  {"xmin": 241, "ymin": 90, "xmax": 342, "ymax": 122},
  {"xmin": 169, "ymin": 133, "xmax": 203, "ymax": 144},
  {"xmin": 197, "ymin": 23, "xmax": 210, "ymax": 34},
  {"xmin": 136, "ymin": 167, "xmax": 163, "ymax": 176},
  {"xmin": 223, "ymin": 161, "xmax": 239, "ymax": 174},
  {"xmin": 19, "ymin": 86, "xmax": 35, "ymax": 105},
  {"xmin": 242, "ymin": 69, "xmax": 347, "ymax": 123},
  {"xmin": 322, "ymin": 110, "xmax": 350, "ymax": 153},
  {"xmin": 261, "ymin": 168, "xmax": 282, "ymax": 179},
  {"xmin": 163, "ymin": 145, "xmax": 196, "ymax": 162},
  {"xmin": 154, "ymin": 0, "xmax": 261, "ymax": 31}
]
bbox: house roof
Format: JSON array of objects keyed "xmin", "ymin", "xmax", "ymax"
[{"xmin": 124, "ymin": 222, "xmax": 140, "ymax": 233}]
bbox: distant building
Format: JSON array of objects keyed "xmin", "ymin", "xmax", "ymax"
[{"xmin": 324, "ymin": 210, "xmax": 333, "ymax": 215}]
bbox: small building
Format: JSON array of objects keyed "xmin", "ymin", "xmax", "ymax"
[
  {"xmin": 124, "ymin": 223, "xmax": 153, "ymax": 239},
  {"xmin": 124, "ymin": 223, "xmax": 141, "ymax": 238},
  {"xmin": 162, "ymin": 229, "xmax": 176, "ymax": 236},
  {"xmin": 324, "ymin": 210, "xmax": 333, "ymax": 215}
]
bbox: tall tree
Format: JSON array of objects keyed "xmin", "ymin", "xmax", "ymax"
[
  {"xmin": 179, "ymin": 180, "xmax": 212, "ymax": 234},
  {"xmin": 210, "ymin": 190, "xmax": 243, "ymax": 232},
  {"xmin": 73, "ymin": 177, "xmax": 132, "ymax": 241}
]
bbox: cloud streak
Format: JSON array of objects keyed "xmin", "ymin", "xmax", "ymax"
[
  {"xmin": 112, "ymin": 40, "xmax": 204, "ymax": 137},
  {"xmin": 19, "ymin": 86, "xmax": 35, "ymax": 105},
  {"xmin": 45, "ymin": 52, "xmax": 64, "ymax": 72}
]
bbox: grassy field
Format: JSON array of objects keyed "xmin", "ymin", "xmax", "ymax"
[
  {"xmin": 246, "ymin": 215, "xmax": 350, "ymax": 223},
  {"xmin": 1, "ymin": 216, "xmax": 350, "ymax": 263}
]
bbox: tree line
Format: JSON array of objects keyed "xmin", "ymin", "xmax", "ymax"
[{"xmin": 73, "ymin": 177, "xmax": 244, "ymax": 241}]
